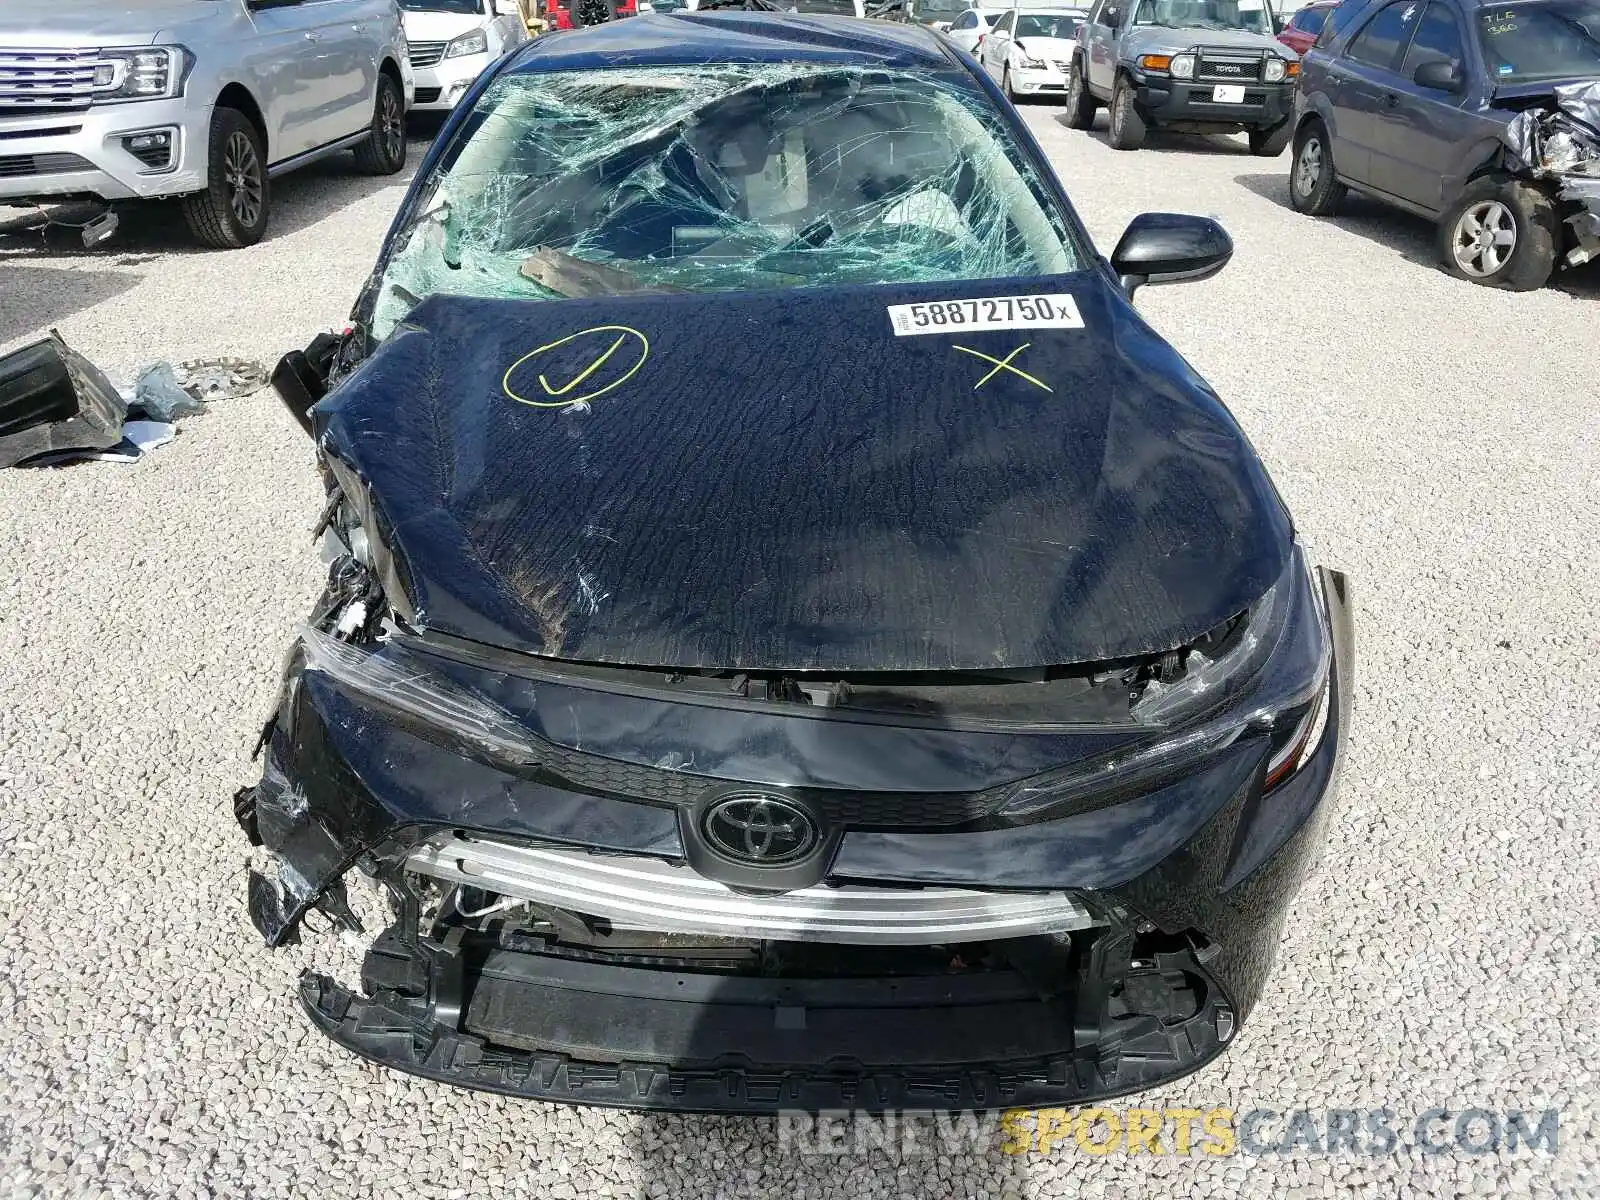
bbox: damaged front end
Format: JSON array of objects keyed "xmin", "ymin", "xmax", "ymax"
[
  {"xmin": 1501, "ymin": 80, "xmax": 1600, "ymax": 267},
  {"xmin": 236, "ymin": 520, "xmax": 1354, "ymax": 1110},
  {"xmin": 240, "ymin": 25, "xmax": 1355, "ymax": 1110}
]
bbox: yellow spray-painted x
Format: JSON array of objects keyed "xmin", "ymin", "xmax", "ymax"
[{"xmin": 952, "ymin": 343, "xmax": 1053, "ymax": 393}]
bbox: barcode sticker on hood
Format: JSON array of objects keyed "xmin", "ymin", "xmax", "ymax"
[{"xmin": 887, "ymin": 294, "xmax": 1085, "ymax": 336}]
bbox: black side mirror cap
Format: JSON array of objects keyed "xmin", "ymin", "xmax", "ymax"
[
  {"xmin": 1110, "ymin": 212, "xmax": 1233, "ymax": 298},
  {"xmin": 270, "ymin": 331, "xmax": 344, "ymax": 437},
  {"xmin": 1102, "ymin": 5, "xmax": 1122, "ymax": 26},
  {"xmin": 1413, "ymin": 60, "xmax": 1464, "ymax": 91}
]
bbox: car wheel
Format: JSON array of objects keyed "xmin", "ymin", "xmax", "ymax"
[
  {"xmin": 180, "ymin": 107, "xmax": 270, "ymax": 250},
  {"xmin": 352, "ymin": 73, "xmax": 407, "ymax": 176},
  {"xmin": 1289, "ymin": 120, "xmax": 1345, "ymax": 216},
  {"xmin": 1108, "ymin": 76, "xmax": 1145, "ymax": 150},
  {"xmin": 1249, "ymin": 119, "xmax": 1292, "ymax": 157},
  {"xmin": 1436, "ymin": 178, "xmax": 1558, "ymax": 292},
  {"xmin": 1003, "ymin": 66, "xmax": 1018, "ymax": 103},
  {"xmin": 1064, "ymin": 59, "xmax": 1097, "ymax": 129}
]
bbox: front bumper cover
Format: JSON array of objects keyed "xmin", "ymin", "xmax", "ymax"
[
  {"xmin": 241, "ymin": 571, "xmax": 1354, "ymax": 1111},
  {"xmin": 1134, "ymin": 77, "xmax": 1294, "ymax": 130},
  {"xmin": 0, "ymin": 95, "xmax": 208, "ymax": 203}
]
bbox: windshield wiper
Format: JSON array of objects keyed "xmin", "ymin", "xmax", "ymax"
[{"xmin": 519, "ymin": 246, "xmax": 688, "ymax": 297}]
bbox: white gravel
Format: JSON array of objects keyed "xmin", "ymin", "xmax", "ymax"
[{"xmin": 1, "ymin": 109, "xmax": 1597, "ymax": 1200}]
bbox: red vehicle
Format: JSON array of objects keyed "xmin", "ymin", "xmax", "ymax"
[
  {"xmin": 543, "ymin": 0, "xmax": 636, "ymax": 27},
  {"xmin": 1276, "ymin": 0, "xmax": 1339, "ymax": 55}
]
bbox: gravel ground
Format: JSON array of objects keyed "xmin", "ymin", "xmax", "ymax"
[{"xmin": 1, "ymin": 105, "xmax": 1597, "ymax": 1200}]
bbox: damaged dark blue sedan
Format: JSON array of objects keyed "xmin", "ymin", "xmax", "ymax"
[{"xmin": 245, "ymin": 11, "xmax": 1355, "ymax": 1111}]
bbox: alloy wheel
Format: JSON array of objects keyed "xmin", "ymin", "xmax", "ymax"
[
  {"xmin": 1451, "ymin": 200, "xmax": 1517, "ymax": 277},
  {"xmin": 380, "ymin": 87, "xmax": 404, "ymax": 163},
  {"xmin": 222, "ymin": 131, "xmax": 263, "ymax": 229},
  {"xmin": 1294, "ymin": 136, "xmax": 1323, "ymax": 198}
]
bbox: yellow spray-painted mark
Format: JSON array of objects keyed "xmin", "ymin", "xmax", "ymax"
[
  {"xmin": 502, "ymin": 324, "xmax": 650, "ymax": 409},
  {"xmin": 952, "ymin": 342, "xmax": 1052, "ymax": 393}
]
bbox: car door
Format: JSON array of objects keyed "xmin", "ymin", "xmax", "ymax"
[
  {"xmin": 948, "ymin": 9, "xmax": 981, "ymax": 51},
  {"xmin": 240, "ymin": 0, "xmax": 327, "ymax": 161},
  {"xmin": 1323, "ymin": 0, "xmax": 1421, "ymax": 187},
  {"xmin": 1084, "ymin": 0, "xmax": 1118, "ymax": 94},
  {"xmin": 1367, "ymin": 0, "xmax": 1485, "ymax": 210},
  {"xmin": 301, "ymin": 0, "xmax": 385, "ymax": 144},
  {"xmin": 984, "ymin": 10, "xmax": 1016, "ymax": 76}
]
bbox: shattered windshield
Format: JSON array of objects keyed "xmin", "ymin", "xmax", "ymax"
[
  {"xmin": 372, "ymin": 63, "xmax": 1082, "ymax": 338},
  {"xmin": 1478, "ymin": 1, "xmax": 1600, "ymax": 81},
  {"xmin": 1131, "ymin": 0, "xmax": 1275, "ymax": 33}
]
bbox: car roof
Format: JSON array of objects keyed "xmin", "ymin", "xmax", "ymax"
[{"xmin": 503, "ymin": 11, "xmax": 958, "ymax": 74}]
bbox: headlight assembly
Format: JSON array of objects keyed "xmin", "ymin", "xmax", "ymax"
[
  {"xmin": 1264, "ymin": 56, "xmax": 1288, "ymax": 82},
  {"xmin": 998, "ymin": 543, "xmax": 1332, "ymax": 819},
  {"xmin": 91, "ymin": 46, "xmax": 190, "ymax": 103},
  {"xmin": 445, "ymin": 29, "xmax": 490, "ymax": 58},
  {"xmin": 1170, "ymin": 53, "xmax": 1196, "ymax": 79}
]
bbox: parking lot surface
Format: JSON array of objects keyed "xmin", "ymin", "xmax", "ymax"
[{"xmin": 1, "ymin": 110, "xmax": 1596, "ymax": 1198}]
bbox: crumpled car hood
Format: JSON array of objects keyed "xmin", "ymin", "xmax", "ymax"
[{"xmin": 316, "ymin": 277, "xmax": 1291, "ymax": 671}]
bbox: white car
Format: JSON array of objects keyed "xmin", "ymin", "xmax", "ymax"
[
  {"xmin": 943, "ymin": 7, "xmax": 1003, "ymax": 53},
  {"xmin": 401, "ymin": 0, "xmax": 529, "ymax": 114},
  {"xmin": 977, "ymin": 7, "xmax": 1085, "ymax": 102}
]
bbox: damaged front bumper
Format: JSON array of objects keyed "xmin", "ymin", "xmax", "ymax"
[
  {"xmin": 1502, "ymin": 80, "xmax": 1600, "ymax": 267},
  {"xmin": 236, "ymin": 569, "xmax": 1354, "ymax": 1111}
]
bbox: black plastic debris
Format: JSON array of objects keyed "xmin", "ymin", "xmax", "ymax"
[
  {"xmin": 1501, "ymin": 82, "xmax": 1600, "ymax": 268},
  {"xmin": 0, "ymin": 331, "xmax": 126, "ymax": 468}
]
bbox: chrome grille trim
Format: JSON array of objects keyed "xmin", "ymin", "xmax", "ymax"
[
  {"xmin": 408, "ymin": 41, "xmax": 447, "ymax": 68},
  {"xmin": 407, "ymin": 833, "xmax": 1103, "ymax": 945},
  {"xmin": 0, "ymin": 48, "xmax": 99, "ymax": 112}
]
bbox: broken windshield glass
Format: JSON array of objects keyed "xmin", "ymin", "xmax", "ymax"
[{"xmin": 372, "ymin": 63, "xmax": 1082, "ymax": 339}]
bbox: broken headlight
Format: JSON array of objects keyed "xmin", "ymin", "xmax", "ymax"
[
  {"xmin": 91, "ymin": 46, "xmax": 190, "ymax": 104},
  {"xmin": 998, "ymin": 543, "xmax": 1332, "ymax": 819}
]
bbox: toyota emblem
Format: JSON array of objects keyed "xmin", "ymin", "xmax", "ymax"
[{"xmin": 703, "ymin": 794, "xmax": 818, "ymax": 866}]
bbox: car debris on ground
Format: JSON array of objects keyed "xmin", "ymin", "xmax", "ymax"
[{"xmin": 0, "ymin": 332, "xmax": 267, "ymax": 468}]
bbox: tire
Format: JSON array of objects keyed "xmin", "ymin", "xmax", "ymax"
[
  {"xmin": 1108, "ymin": 76, "xmax": 1146, "ymax": 150},
  {"xmin": 1249, "ymin": 119, "xmax": 1292, "ymax": 157},
  {"xmin": 1064, "ymin": 58, "xmax": 1097, "ymax": 129},
  {"xmin": 352, "ymin": 73, "xmax": 406, "ymax": 176},
  {"xmin": 1289, "ymin": 120, "xmax": 1345, "ymax": 216},
  {"xmin": 1002, "ymin": 67, "xmax": 1018, "ymax": 104},
  {"xmin": 1436, "ymin": 178, "xmax": 1558, "ymax": 292},
  {"xmin": 180, "ymin": 107, "xmax": 269, "ymax": 250}
]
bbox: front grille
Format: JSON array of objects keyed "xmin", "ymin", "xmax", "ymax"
[
  {"xmin": 0, "ymin": 47, "xmax": 99, "ymax": 114},
  {"xmin": 1196, "ymin": 54, "xmax": 1262, "ymax": 82},
  {"xmin": 408, "ymin": 41, "xmax": 447, "ymax": 68},
  {"xmin": 1189, "ymin": 88, "xmax": 1268, "ymax": 106},
  {"xmin": 0, "ymin": 124, "xmax": 80, "ymax": 141},
  {"xmin": 526, "ymin": 736, "xmax": 999, "ymax": 828},
  {"xmin": 414, "ymin": 86, "xmax": 442, "ymax": 104},
  {"xmin": 126, "ymin": 142, "xmax": 170, "ymax": 170},
  {"xmin": 0, "ymin": 151, "xmax": 92, "ymax": 179}
]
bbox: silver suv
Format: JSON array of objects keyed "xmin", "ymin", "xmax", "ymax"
[{"xmin": 0, "ymin": 0, "xmax": 414, "ymax": 248}]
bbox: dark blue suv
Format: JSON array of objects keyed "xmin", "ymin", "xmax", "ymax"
[{"xmin": 1290, "ymin": 0, "xmax": 1600, "ymax": 289}]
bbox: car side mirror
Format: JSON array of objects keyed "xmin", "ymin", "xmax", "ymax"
[
  {"xmin": 1110, "ymin": 212, "xmax": 1233, "ymax": 298},
  {"xmin": 1413, "ymin": 60, "xmax": 1464, "ymax": 92},
  {"xmin": 1102, "ymin": 5, "xmax": 1123, "ymax": 28}
]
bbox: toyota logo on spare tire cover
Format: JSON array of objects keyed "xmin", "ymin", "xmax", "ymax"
[{"xmin": 703, "ymin": 794, "xmax": 818, "ymax": 866}]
